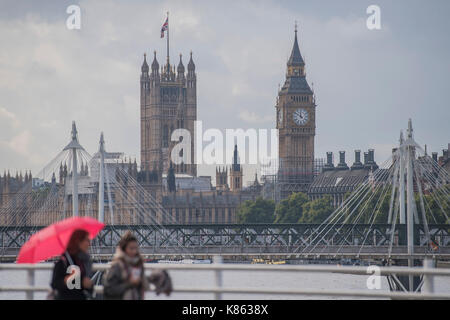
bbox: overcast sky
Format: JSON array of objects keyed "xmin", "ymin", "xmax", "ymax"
[{"xmin": 0, "ymin": 0, "xmax": 449, "ymax": 185}]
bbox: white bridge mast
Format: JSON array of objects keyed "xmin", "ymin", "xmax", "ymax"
[
  {"xmin": 63, "ymin": 122, "xmax": 85, "ymax": 217},
  {"xmin": 393, "ymin": 119, "xmax": 421, "ymax": 290},
  {"xmin": 405, "ymin": 119, "xmax": 417, "ymax": 290},
  {"xmin": 98, "ymin": 133, "xmax": 105, "ymax": 223}
]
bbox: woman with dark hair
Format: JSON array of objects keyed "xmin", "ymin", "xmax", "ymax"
[
  {"xmin": 103, "ymin": 231, "xmax": 149, "ymax": 300},
  {"xmin": 50, "ymin": 229, "xmax": 93, "ymax": 300}
]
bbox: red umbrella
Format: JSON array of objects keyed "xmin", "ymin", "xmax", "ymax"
[{"xmin": 17, "ymin": 216, "xmax": 104, "ymax": 264}]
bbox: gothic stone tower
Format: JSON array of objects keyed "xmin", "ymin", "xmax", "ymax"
[
  {"xmin": 140, "ymin": 51, "xmax": 197, "ymax": 183},
  {"xmin": 276, "ymin": 27, "xmax": 316, "ymax": 198},
  {"xmin": 229, "ymin": 145, "xmax": 243, "ymax": 192},
  {"xmin": 215, "ymin": 167, "xmax": 229, "ymax": 191}
]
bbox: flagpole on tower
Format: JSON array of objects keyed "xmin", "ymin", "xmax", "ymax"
[{"xmin": 167, "ymin": 11, "xmax": 169, "ymax": 65}]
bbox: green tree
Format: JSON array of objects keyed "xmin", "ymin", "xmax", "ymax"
[
  {"xmin": 371, "ymin": 187, "xmax": 391, "ymax": 224},
  {"xmin": 343, "ymin": 186, "xmax": 391, "ymax": 224},
  {"xmin": 274, "ymin": 192, "xmax": 309, "ymax": 223},
  {"xmin": 301, "ymin": 195, "xmax": 334, "ymax": 223},
  {"xmin": 421, "ymin": 189, "xmax": 449, "ymax": 224},
  {"xmin": 236, "ymin": 197, "xmax": 275, "ymax": 223}
]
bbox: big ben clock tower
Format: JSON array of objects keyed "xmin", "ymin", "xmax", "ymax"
[{"xmin": 276, "ymin": 25, "xmax": 316, "ymax": 198}]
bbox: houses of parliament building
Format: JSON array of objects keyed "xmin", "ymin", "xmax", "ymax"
[{"xmin": 135, "ymin": 26, "xmax": 317, "ymax": 223}]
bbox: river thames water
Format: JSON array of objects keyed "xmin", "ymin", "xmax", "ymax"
[{"xmin": 1, "ymin": 264, "xmax": 450, "ymax": 300}]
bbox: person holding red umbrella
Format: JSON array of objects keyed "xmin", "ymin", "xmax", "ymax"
[
  {"xmin": 16, "ymin": 216, "xmax": 104, "ymax": 300},
  {"xmin": 49, "ymin": 229, "xmax": 94, "ymax": 300}
]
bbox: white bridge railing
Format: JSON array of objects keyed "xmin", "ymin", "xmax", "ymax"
[{"xmin": 0, "ymin": 257, "xmax": 449, "ymax": 300}]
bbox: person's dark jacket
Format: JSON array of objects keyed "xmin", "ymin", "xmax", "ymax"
[{"xmin": 50, "ymin": 251, "xmax": 93, "ymax": 300}]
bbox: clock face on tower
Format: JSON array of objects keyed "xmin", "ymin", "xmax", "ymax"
[{"xmin": 293, "ymin": 108, "xmax": 309, "ymax": 126}]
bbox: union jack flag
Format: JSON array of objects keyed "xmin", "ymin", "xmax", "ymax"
[{"xmin": 161, "ymin": 18, "xmax": 168, "ymax": 38}]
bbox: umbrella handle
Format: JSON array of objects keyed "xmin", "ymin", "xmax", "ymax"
[
  {"xmin": 91, "ymin": 270, "xmax": 101, "ymax": 282},
  {"xmin": 88, "ymin": 271, "xmax": 103, "ymax": 300}
]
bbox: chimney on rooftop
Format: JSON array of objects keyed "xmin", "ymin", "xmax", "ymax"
[
  {"xmin": 351, "ymin": 150, "xmax": 363, "ymax": 170},
  {"xmin": 336, "ymin": 151, "xmax": 349, "ymax": 170},
  {"xmin": 364, "ymin": 149, "xmax": 378, "ymax": 171},
  {"xmin": 322, "ymin": 152, "xmax": 335, "ymax": 172}
]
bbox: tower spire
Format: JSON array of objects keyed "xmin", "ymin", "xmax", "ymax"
[
  {"xmin": 287, "ymin": 22, "xmax": 304, "ymax": 67},
  {"xmin": 187, "ymin": 51, "xmax": 195, "ymax": 75},
  {"xmin": 232, "ymin": 144, "xmax": 240, "ymax": 172},
  {"xmin": 280, "ymin": 24, "xmax": 311, "ymax": 94},
  {"xmin": 151, "ymin": 50, "xmax": 159, "ymax": 72},
  {"xmin": 141, "ymin": 53, "xmax": 149, "ymax": 74},
  {"xmin": 177, "ymin": 53, "xmax": 185, "ymax": 79}
]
